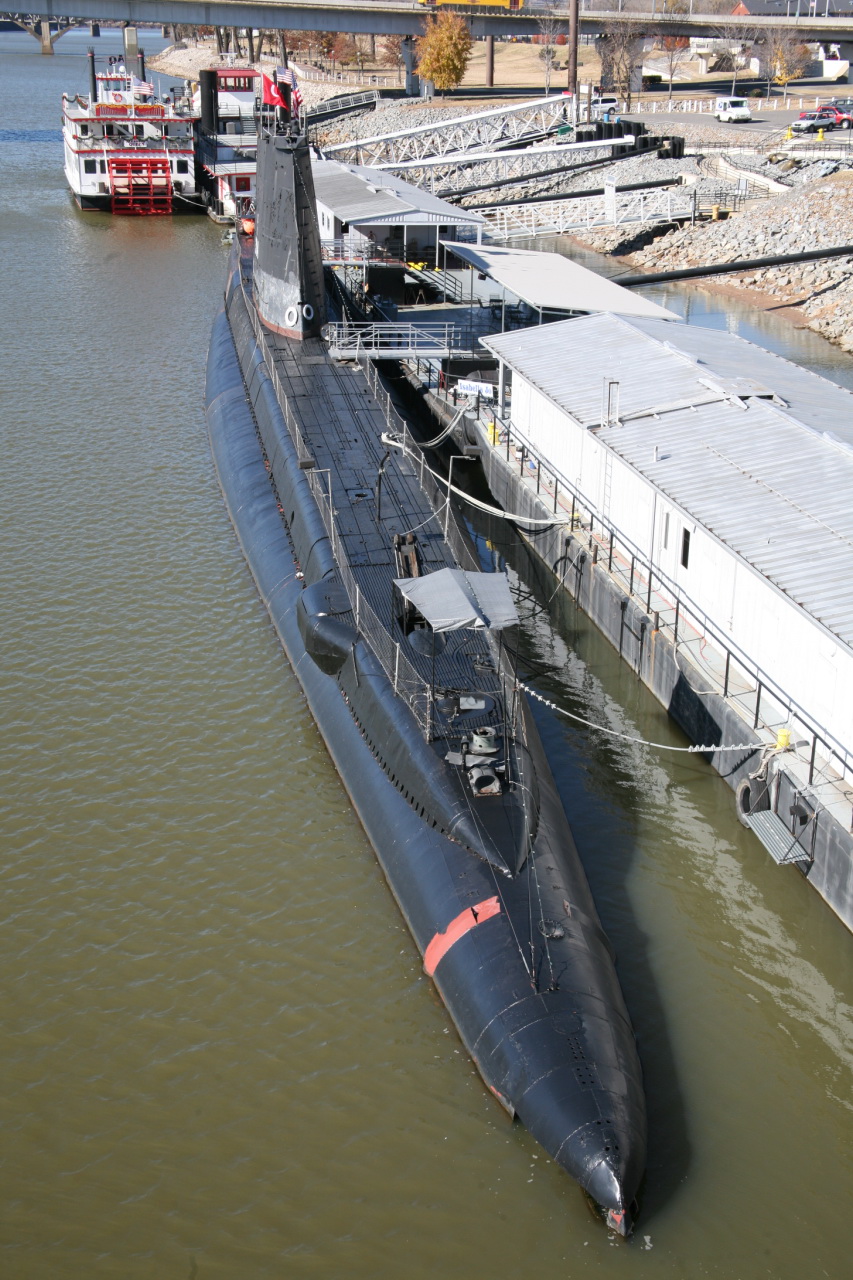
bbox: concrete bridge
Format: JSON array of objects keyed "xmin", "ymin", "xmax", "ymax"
[{"xmin": 8, "ymin": 2, "xmax": 853, "ymax": 45}]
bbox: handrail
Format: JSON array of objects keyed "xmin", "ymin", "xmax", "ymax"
[{"xmin": 477, "ymin": 403, "xmax": 852, "ymax": 792}]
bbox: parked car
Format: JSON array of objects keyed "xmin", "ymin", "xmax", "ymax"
[
  {"xmin": 809, "ymin": 104, "xmax": 853, "ymax": 128},
  {"xmin": 590, "ymin": 95, "xmax": 619, "ymax": 119},
  {"xmin": 791, "ymin": 110, "xmax": 839, "ymax": 133},
  {"xmin": 714, "ymin": 96, "xmax": 752, "ymax": 123}
]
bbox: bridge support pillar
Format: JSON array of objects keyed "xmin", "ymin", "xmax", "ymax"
[
  {"xmin": 485, "ymin": 35, "xmax": 494, "ymax": 88},
  {"xmin": 403, "ymin": 36, "xmax": 419, "ymax": 98},
  {"xmin": 834, "ymin": 43, "xmax": 853, "ymax": 81},
  {"xmin": 39, "ymin": 20, "xmax": 53, "ymax": 55}
]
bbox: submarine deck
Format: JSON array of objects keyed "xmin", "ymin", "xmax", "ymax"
[{"xmin": 241, "ymin": 260, "xmax": 506, "ymax": 733}]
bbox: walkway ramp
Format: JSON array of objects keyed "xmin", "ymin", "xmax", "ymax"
[
  {"xmin": 484, "ymin": 185, "xmax": 696, "ymax": 238},
  {"xmin": 324, "ymin": 321, "xmax": 476, "ymax": 360},
  {"xmin": 373, "ymin": 138, "xmax": 636, "ymax": 196},
  {"xmin": 322, "ymin": 94, "xmax": 573, "ymax": 165}
]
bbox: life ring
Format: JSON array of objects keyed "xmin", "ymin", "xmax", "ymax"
[
  {"xmin": 284, "ymin": 305, "xmax": 299, "ymax": 329},
  {"xmin": 735, "ymin": 776, "xmax": 769, "ymax": 827},
  {"xmin": 112, "ymin": 92, "xmax": 124, "ymax": 104},
  {"xmin": 302, "ymin": 303, "xmax": 314, "ymax": 321}
]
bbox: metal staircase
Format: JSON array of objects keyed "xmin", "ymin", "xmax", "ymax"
[{"xmin": 108, "ymin": 155, "xmax": 173, "ymax": 214}]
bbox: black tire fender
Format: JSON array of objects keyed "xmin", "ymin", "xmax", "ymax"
[{"xmin": 735, "ymin": 776, "xmax": 770, "ymax": 827}]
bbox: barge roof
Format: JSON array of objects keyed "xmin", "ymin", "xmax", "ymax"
[
  {"xmin": 442, "ymin": 243, "xmax": 680, "ymax": 320},
  {"xmin": 311, "ymin": 160, "xmax": 485, "ymax": 228},
  {"xmin": 483, "ymin": 313, "xmax": 853, "ymax": 651}
]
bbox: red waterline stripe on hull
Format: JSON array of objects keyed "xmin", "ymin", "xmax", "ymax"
[{"xmin": 424, "ymin": 897, "xmax": 501, "ymax": 976}]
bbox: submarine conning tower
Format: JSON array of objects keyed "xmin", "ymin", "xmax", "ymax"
[{"xmin": 253, "ymin": 128, "xmax": 326, "ymax": 340}]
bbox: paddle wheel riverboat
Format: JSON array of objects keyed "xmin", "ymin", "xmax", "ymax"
[{"xmin": 62, "ymin": 49, "xmax": 201, "ymax": 214}]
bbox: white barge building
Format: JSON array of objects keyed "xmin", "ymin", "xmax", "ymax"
[{"xmin": 403, "ymin": 293, "xmax": 853, "ymax": 931}]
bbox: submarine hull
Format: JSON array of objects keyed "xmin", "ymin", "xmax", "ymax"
[{"xmin": 205, "ymin": 255, "xmax": 647, "ymax": 1224}]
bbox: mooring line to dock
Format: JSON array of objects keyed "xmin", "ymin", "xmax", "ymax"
[{"xmin": 518, "ymin": 682, "xmax": 766, "ymax": 755}]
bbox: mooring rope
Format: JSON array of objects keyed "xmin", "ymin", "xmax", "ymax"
[{"xmin": 518, "ymin": 682, "xmax": 762, "ymax": 754}]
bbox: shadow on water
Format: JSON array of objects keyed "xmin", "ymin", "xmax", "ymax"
[{"xmin": 468, "ymin": 508, "xmax": 692, "ymax": 1224}]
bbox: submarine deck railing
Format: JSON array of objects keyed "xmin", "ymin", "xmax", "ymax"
[
  {"xmin": 434, "ymin": 391, "xmax": 853, "ymax": 816},
  {"xmin": 239, "ymin": 269, "xmax": 509, "ymax": 740}
]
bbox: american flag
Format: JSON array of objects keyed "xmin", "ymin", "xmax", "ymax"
[
  {"xmin": 276, "ymin": 66, "xmax": 303, "ymax": 110},
  {"xmin": 131, "ymin": 76, "xmax": 154, "ymax": 96}
]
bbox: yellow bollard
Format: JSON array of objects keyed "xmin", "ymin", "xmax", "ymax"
[
  {"xmin": 785, "ymin": 125, "xmax": 793, "ymax": 140},
  {"xmin": 776, "ymin": 728, "xmax": 791, "ymax": 750},
  {"xmin": 711, "ymin": 204, "xmax": 720, "ymax": 221},
  {"xmin": 817, "ymin": 127, "xmax": 825, "ymax": 141},
  {"xmin": 487, "ymin": 421, "xmax": 498, "ymax": 446}
]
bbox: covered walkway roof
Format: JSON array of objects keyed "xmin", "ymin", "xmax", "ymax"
[
  {"xmin": 311, "ymin": 162, "xmax": 485, "ymax": 229},
  {"xmin": 441, "ymin": 242, "xmax": 680, "ymax": 320}
]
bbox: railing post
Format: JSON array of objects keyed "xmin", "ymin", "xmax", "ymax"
[
  {"xmin": 394, "ymin": 641, "xmax": 400, "ymax": 696},
  {"xmin": 646, "ymin": 567, "xmax": 653, "ymax": 613},
  {"xmin": 608, "ymin": 530, "xmax": 614, "ymax": 572},
  {"xmin": 723, "ymin": 650, "xmax": 731, "ymax": 697},
  {"xmin": 754, "ymin": 681, "xmax": 762, "ymax": 730},
  {"xmin": 674, "ymin": 597, "xmax": 679, "ymax": 646},
  {"xmin": 629, "ymin": 555, "xmax": 635, "ymax": 596}
]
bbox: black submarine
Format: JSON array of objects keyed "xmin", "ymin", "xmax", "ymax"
[{"xmin": 204, "ymin": 106, "xmax": 647, "ymax": 1233}]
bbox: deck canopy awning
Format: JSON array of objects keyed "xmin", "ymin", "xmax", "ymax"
[
  {"xmin": 441, "ymin": 242, "xmax": 680, "ymax": 320},
  {"xmin": 394, "ymin": 568, "xmax": 518, "ymax": 633}
]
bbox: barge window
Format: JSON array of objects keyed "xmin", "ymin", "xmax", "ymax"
[
  {"xmin": 84, "ymin": 158, "xmax": 97, "ymax": 174},
  {"xmin": 177, "ymin": 159, "xmax": 189, "ymax": 174},
  {"xmin": 681, "ymin": 528, "xmax": 691, "ymax": 569}
]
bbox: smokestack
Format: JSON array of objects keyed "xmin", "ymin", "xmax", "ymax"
[
  {"xmin": 87, "ymin": 46, "xmax": 97, "ymax": 104},
  {"xmin": 200, "ymin": 69, "xmax": 218, "ymax": 135}
]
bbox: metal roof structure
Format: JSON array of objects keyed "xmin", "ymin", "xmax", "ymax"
[
  {"xmin": 483, "ymin": 313, "xmax": 853, "ymax": 652},
  {"xmin": 442, "ymin": 243, "xmax": 680, "ymax": 320},
  {"xmin": 311, "ymin": 160, "xmax": 485, "ymax": 229}
]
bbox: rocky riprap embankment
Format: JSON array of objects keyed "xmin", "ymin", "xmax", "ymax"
[{"xmin": 577, "ymin": 171, "xmax": 853, "ymax": 351}]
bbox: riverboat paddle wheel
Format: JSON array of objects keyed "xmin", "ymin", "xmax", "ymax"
[{"xmin": 108, "ymin": 155, "xmax": 173, "ymax": 214}]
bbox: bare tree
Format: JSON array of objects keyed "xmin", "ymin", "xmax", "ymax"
[
  {"xmin": 597, "ymin": 19, "xmax": 645, "ymax": 110},
  {"xmin": 537, "ymin": 14, "xmax": 566, "ymax": 97},
  {"xmin": 654, "ymin": 2, "xmax": 691, "ymax": 105},
  {"xmin": 712, "ymin": 18, "xmax": 760, "ymax": 96},
  {"xmin": 761, "ymin": 27, "xmax": 812, "ymax": 103}
]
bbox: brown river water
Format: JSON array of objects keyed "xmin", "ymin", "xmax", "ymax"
[{"xmin": 1, "ymin": 31, "xmax": 851, "ymax": 1279}]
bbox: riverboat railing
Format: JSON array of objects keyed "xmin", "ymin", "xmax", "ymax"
[{"xmin": 458, "ymin": 399, "xmax": 853, "ymax": 801}]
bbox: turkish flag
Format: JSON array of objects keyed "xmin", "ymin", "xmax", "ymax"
[{"xmin": 261, "ymin": 74, "xmax": 286, "ymax": 107}]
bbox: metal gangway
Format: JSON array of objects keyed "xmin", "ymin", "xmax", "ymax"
[
  {"xmin": 322, "ymin": 94, "xmax": 573, "ymax": 166},
  {"xmin": 484, "ymin": 185, "xmax": 697, "ymax": 239},
  {"xmin": 306, "ymin": 89, "xmax": 380, "ymax": 126},
  {"xmin": 372, "ymin": 137, "xmax": 637, "ymax": 196},
  {"xmin": 323, "ymin": 322, "xmax": 477, "ymax": 360}
]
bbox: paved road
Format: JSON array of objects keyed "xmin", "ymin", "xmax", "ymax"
[{"xmin": 625, "ymin": 110, "xmax": 816, "ymax": 133}]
